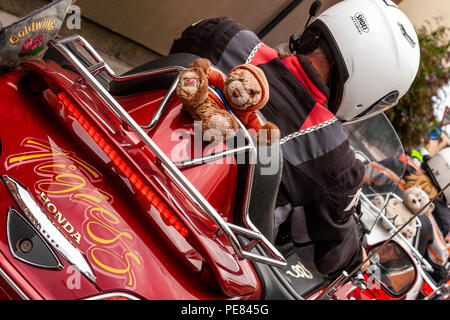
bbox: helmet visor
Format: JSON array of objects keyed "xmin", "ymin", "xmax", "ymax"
[{"xmin": 344, "ymin": 91, "xmax": 400, "ymax": 125}]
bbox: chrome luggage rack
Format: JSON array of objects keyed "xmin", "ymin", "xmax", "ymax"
[{"xmin": 47, "ymin": 36, "xmax": 286, "ymax": 268}]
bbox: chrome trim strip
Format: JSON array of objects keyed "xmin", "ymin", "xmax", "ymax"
[
  {"xmin": 84, "ymin": 292, "xmax": 140, "ymax": 300},
  {"xmin": 47, "ymin": 36, "xmax": 286, "ymax": 268},
  {"xmin": 174, "ymin": 145, "xmax": 251, "ymax": 168},
  {"xmin": 0, "ymin": 267, "xmax": 29, "ymax": 300},
  {"xmin": 1, "ymin": 175, "xmax": 97, "ymax": 283}
]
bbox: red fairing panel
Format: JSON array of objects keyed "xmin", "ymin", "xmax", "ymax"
[{"xmin": 0, "ymin": 62, "xmax": 261, "ymax": 300}]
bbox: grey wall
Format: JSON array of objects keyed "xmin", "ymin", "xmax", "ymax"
[{"xmin": 76, "ymin": 0, "xmax": 341, "ymax": 55}]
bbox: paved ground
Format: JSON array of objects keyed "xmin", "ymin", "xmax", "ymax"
[{"xmin": 0, "ymin": 10, "xmax": 16, "ymax": 27}]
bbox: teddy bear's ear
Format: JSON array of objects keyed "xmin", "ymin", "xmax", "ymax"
[
  {"xmin": 189, "ymin": 58, "xmax": 211, "ymax": 73},
  {"xmin": 428, "ymin": 201, "xmax": 435, "ymax": 213}
]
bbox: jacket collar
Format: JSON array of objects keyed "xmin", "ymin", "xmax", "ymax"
[{"xmin": 280, "ymin": 54, "xmax": 330, "ymax": 106}]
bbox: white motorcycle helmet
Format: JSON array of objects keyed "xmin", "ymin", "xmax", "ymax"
[
  {"xmin": 290, "ymin": 0, "xmax": 420, "ymax": 123},
  {"xmin": 424, "ymin": 147, "xmax": 450, "ymax": 204}
]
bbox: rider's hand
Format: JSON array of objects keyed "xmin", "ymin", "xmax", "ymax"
[{"xmin": 360, "ymin": 246, "xmax": 370, "ymax": 273}]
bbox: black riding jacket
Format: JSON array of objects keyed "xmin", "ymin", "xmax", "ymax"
[{"xmin": 171, "ymin": 17, "xmax": 365, "ymax": 278}]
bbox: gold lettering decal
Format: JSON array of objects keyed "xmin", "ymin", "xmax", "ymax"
[{"xmin": 7, "ymin": 139, "xmax": 101, "ymax": 180}]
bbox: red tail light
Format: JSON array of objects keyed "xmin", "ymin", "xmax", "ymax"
[{"xmin": 57, "ymin": 92, "xmax": 188, "ymax": 237}]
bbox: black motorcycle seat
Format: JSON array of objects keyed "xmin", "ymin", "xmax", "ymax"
[
  {"xmin": 44, "ymin": 46, "xmax": 199, "ymax": 96},
  {"xmin": 109, "ymin": 53, "xmax": 199, "ymax": 96}
]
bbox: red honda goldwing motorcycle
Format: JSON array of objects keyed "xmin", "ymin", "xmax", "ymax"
[{"xmin": 0, "ymin": 0, "xmax": 447, "ymax": 301}]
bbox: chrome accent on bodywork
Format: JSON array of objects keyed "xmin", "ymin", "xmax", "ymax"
[
  {"xmin": 47, "ymin": 35, "xmax": 286, "ymax": 268},
  {"xmin": 1, "ymin": 175, "xmax": 97, "ymax": 283},
  {"xmin": 84, "ymin": 292, "xmax": 140, "ymax": 300},
  {"xmin": 0, "ymin": 267, "xmax": 29, "ymax": 300},
  {"xmin": 142, "ymin": 76, "xmax": 181, "ymax": 130}
]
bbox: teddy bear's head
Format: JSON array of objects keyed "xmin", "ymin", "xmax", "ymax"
[
  {"xmin": 223, "ymin": 64, "xmax": 269, "ymax": 112},
  {"xmin": 403, "ymin": 186, "xmax": 435, "ymax": 216}
]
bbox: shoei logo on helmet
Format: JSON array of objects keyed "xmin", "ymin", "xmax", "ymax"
[{"xmin": 352, "ymin": 13, "xmax": 370, "ymax": 34}]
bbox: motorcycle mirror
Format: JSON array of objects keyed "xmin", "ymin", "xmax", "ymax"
[{"xmin": 366, "ymin": 240, "xmax": 417, "ymax": 297}]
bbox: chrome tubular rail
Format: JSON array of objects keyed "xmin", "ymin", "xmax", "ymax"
[
  {"xmin": 0, "ymin": 267, "xmax": 29, "ymax": 300},
  {"xmin": 47, "ymin": 36, "xmax": 286, "ymax": 268}
]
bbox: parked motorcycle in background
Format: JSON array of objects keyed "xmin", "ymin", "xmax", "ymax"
[{"xmin": 319, "ymin": 114, "xmax": 450, "ymax": 300}]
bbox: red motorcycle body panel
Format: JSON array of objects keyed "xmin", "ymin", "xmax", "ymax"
[{"xmin": 0, "ymin": 62, "xmax": 261, "ymax": 300}]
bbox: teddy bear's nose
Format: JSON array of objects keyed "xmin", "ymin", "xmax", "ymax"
[{"xmin": 233, "ymin": 89, "xmax": 241, "ymax": 98}]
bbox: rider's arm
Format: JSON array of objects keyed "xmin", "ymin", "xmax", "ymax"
[
  {"xmin": 170, "ymin": 17, "xmax": 260, "ymax": 73},
  {"xmin": 284, "ymin": 141, "xmax": 366, "ymax": 278}
]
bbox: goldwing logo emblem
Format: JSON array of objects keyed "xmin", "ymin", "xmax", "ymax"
[{"xmin": 354, "ymin": 13, "xmax": 370, "ymax": 33}]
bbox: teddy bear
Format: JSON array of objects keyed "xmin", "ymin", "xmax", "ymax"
[
  {"xmin": 372, "ymin": 186, "xmax": 435, "ymax": 239},
  {"xmin": 176, "ymin": 58, "xmax": 280, "ymax": 145}
]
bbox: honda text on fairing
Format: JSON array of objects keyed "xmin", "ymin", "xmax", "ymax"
[{"xmin": 0, "ymin": 0, "xmax": 445, "ymax": 300}]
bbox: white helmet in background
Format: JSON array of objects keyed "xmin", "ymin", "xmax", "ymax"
[
  {"xmin": 293, "ymin": 0, "xmax": 420, "ymax": 123},
  {"xmin": 425, "ymin": 147, "xmax": 450, "ymax": 205}
]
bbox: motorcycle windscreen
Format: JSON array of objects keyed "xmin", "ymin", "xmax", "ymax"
[
  {"xmin": 344, "ymin": 113, "xmax": 407, "ymax": 231},
  {"xmin": 345, "ymin": 113, "xmax": 406, "ymax": 206},
  {"xmin": 0, "ymin": 0, "xmax": 72, "ymax": 73},
  {"xmin": 345, "ymin": 113, "xmax": 406, "ymax": 190}
]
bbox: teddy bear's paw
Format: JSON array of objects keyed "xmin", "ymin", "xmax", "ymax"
[
  {"xmin": 401, "ymin": 226, "xmax": 416, "ymax": 239},
  {"xmin": 176, "ymin": 68, "xmax": 209, "ymax": 106},
  {"xmin": 257, "ymin": 122, "xmax": 281, "ymax": 146},
  {"xmin": 179, "ymin": 71, "xmax": 201, "ymax": 96},
  {"xmin": 202, "ymin": 114, "xmax": 237, "ymax": 142}
]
